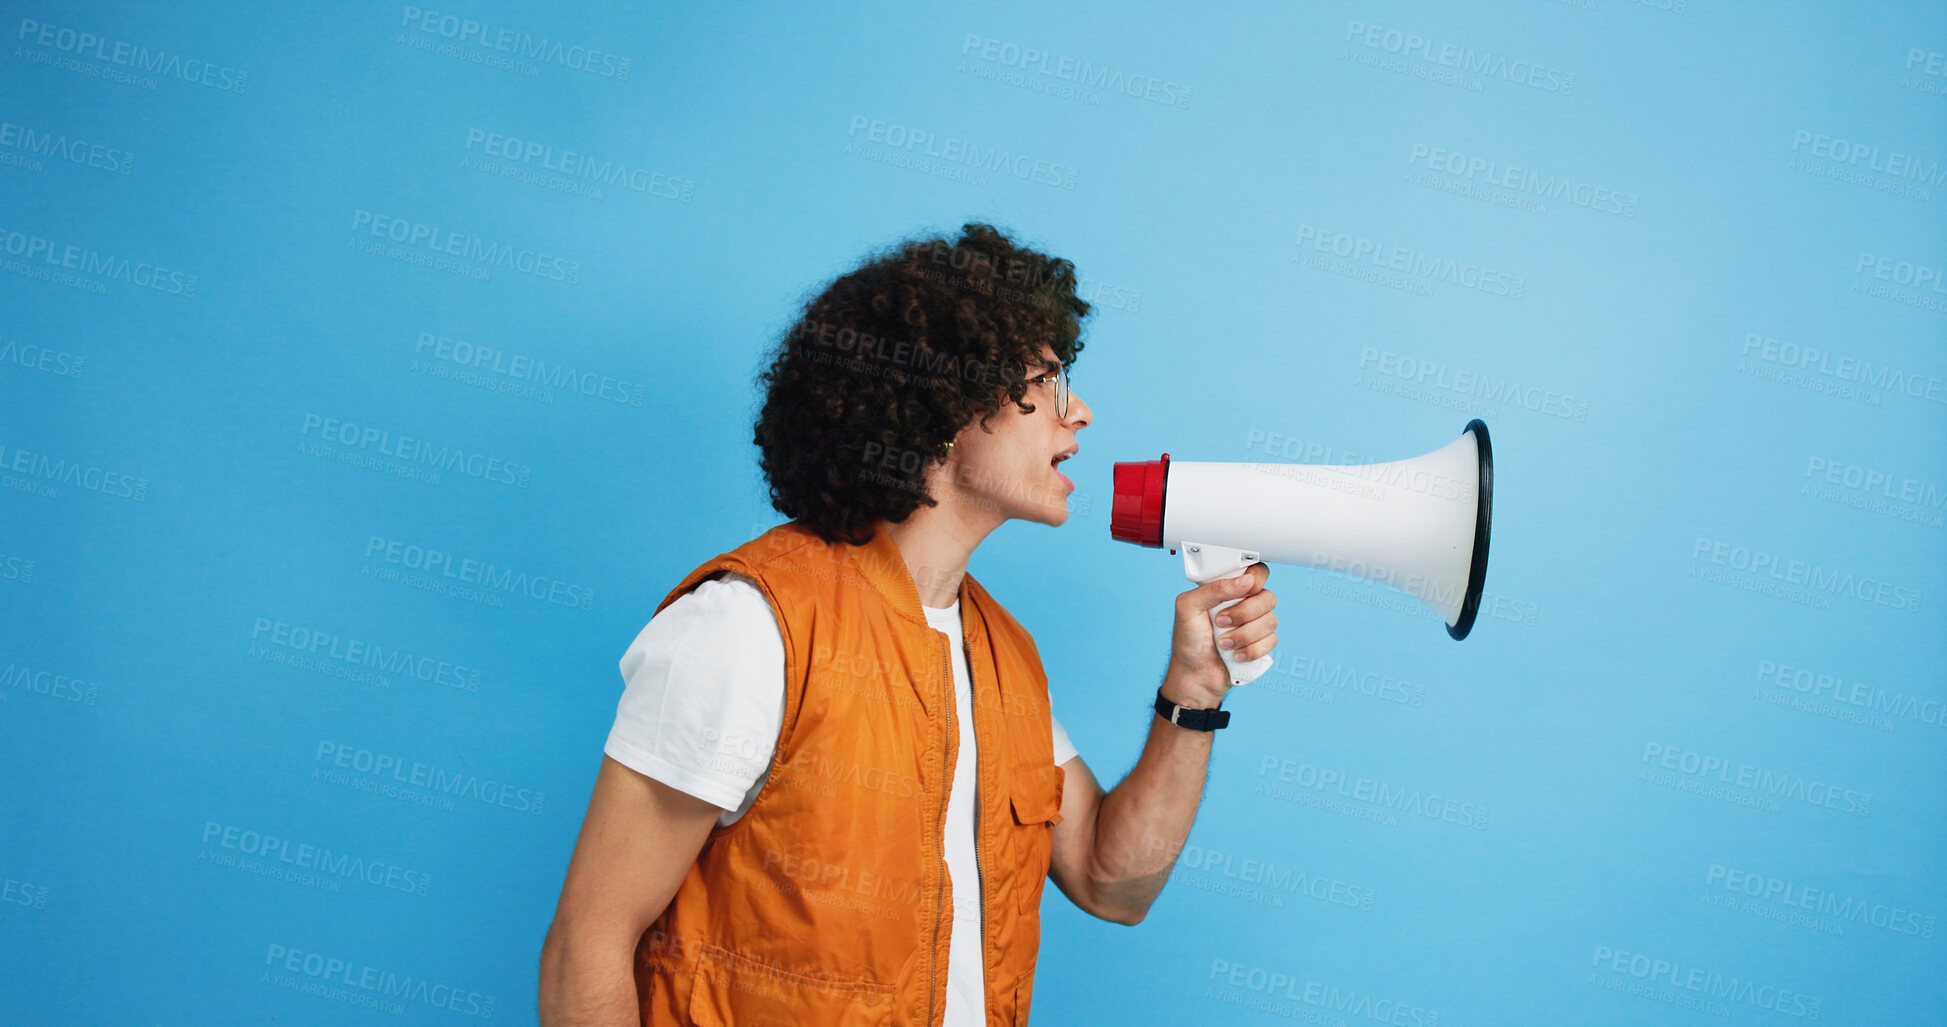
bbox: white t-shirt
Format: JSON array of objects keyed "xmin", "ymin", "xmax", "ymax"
[{"xmin": 604, "ymin": 572, "xmax": 1078, "ymax": 1027}]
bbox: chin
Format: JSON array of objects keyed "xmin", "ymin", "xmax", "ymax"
[
  {"xmin": 1001, "ymin": 498, "xmax": 1064, "ymax": 528},
  {"xmin": 1031, "ymin": 498, "xmax": 1070, "ymax": 528},
  {"xmin": 994, "ymin": 471, "xmax": 1072, "ymax": 527}
]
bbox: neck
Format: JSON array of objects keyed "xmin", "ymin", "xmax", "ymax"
[{"xmin": 881, "ymin": 496, "xmax": 1001, "ymax": 609}]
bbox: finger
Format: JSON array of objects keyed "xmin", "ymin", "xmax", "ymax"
[
  {"xmin": 1232, "ymin": 631, "xmax": 1278, "ymax": 663},
  {"xmin": 1222, "ymin": 565, "xmax": 1269, "ymax": 600},
  {"xmin": 1182, "ymin": 569, "xmax": 1260, "ymax": 613},
  {"xmin": 1218, "ymin": 613, "xmax": 1278, "ymax": 652},
  {"xmin": 1212, "ymin": 589, "xmax": 1277, "ymax": 627}
]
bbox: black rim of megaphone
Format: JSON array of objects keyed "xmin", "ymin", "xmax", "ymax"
[{"xmin": 1447, "ymin": 419, "xmax": 1493, "ymax": 641}]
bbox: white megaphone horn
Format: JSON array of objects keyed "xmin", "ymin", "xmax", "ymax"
[{"xmin": 1111, "ymin": 420, "xmax": 1493, "ymax": 687}]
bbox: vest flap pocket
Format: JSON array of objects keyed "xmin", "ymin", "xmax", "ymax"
[
  {"xmin": 1009, "ymin": 762, "xmax": 1065, "ymax": 826},
  {"xmin": 688, "ymin": 943, "xmax": 894, "ymax": 1027}
]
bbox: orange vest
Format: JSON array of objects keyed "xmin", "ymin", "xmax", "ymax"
[{"xmin": 632, "ymin": 520, "xmax": 1067, "ymax": 1027}]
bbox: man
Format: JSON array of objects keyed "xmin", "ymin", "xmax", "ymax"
[{"xmin": 538, "ymin": 223, "xmax": 1279, "ymax": 1026}]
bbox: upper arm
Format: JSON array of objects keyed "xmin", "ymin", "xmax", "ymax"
[
  {"xmin": 1044, "ymin": 753, "xmax": 1107, "ymax": 910},
  {"xmin": 546, "ymin": 755, "xmax": 724, "ymax": 948},
  {"xmin": 555, "ymin": 573, "xmax": 786, "ymax": 949}
]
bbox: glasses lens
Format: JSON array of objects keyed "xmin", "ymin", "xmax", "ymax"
[{"xmin": 1055, "ymin": 365, "xmax": 1068, "ymax": 417}]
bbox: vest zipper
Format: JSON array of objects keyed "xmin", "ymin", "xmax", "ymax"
[
  {"xmin": 967, "ymin": 632, "xmax": 987, "ymax": 1004},
  {"xmin": 930, "ymin": 623, "xmax": 989, "ymax": 1025},
  {"xmin": 929, "ymin": 632, "xmax": 951, "ymax": 1027}
]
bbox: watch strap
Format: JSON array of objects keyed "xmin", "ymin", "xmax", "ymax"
[{"xmin": 1155, "ymin": 688, "xmax": 1229, "ymax": 731}]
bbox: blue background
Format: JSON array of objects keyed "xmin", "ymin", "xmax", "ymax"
[{"xmin": 5, "ymin": 1, "xmax": 1944, "ymax": 1024}]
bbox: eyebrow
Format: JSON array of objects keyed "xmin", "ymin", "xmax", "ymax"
[{"xmin": 1036, "ymin": 358, "xmax": 1062, "ymax": 374}]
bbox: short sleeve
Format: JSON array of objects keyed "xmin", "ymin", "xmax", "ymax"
[
  {"xmin": 604, "ymin": 573, "xmax": 786, "ymax": 819},
  {"xmin": 1051, "ymin": 709, "xmax": 1078, "ymax": 766}
]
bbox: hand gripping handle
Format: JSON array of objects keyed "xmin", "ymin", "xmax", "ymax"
[{"xmin": 1181, "ymin": 542, "xmax": 1273, "ymax": 687}]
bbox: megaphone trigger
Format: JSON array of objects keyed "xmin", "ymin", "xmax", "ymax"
[{"xmin": 1183, "ymin": 542, "xmax": 1276, "ymax": 688}]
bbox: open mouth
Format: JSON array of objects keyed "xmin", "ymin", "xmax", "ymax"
[{"xmin": 1050, "ymin": 449, "xmax": 1076, "ymax": 489}]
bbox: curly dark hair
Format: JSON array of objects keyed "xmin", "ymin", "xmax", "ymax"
[{"xmin": 753, "ymin": 222, "xmax": 1091, "ymax": 546}]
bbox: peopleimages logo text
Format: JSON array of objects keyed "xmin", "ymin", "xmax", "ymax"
[
  {"xmin": 1790, "ymin": 131, "xmax": 1945, "ymax": 186},
  {"xmin": 399, "ymin": 6, "xmax": 630, "ymax": 79},
  {"xmin": 0, "ymin": 119, "xmax": 135, "ymax": 174},
  {"xmin": 1590, "ymin": 946, "xmax": 1821, "ymax": 1020},
  {"xmin": 461, "ymin": 129, "xmax": 689, "ymax": 200},
  {"xmin": 414, "ymin": 332, "xmax": 645, "ymax": 406},
  {"xmin": 201, "ymin": 822, "xmax": 431, "ymax": 895},
  {"xmin": 1756, "ymin": 659, "xmax": 1947, "ymax": 729},
  {"xmin": 1855, "ymin": 252, "xmax": 1947, "ymax": 293},
  {"xmin": 1707, "ymin": 864, "xmax": 1936, "ymax": 938},
  {"xmin": 1359, "ymin": 348, "xmax": 1587, "ymax": 420},
  {"xmin": 350, "ymin": 209, "xmax": 580, "ymax": 283},
  {"xmin": 960, "ymin": 34, "xmax": 1191, "ymax": 108},
  {"xmin": 0, "ymin": 224, "xmax": 198, "ymax": 295},
  {"xmin": 1690, "ymin": 537, "xmax": 1922, "ymax": 611},
  {"xmin": 364, "ymin": 535, "xmax": 594, "ymax": 611},
  {"xmin": 1741, "ymin": 333, "xmax": 1947, "ymax": 404},
  {"xmin": 15, "ymin": 18, "xmax": 249, "ymax": 92},
  {"xmin": 1297, "ymin": 224, "xmax": 1524, "ymax": 298},
  {"xmin": 1408, "ymin": 143, "xmax": 1636, "ymax": 216},
  {"xmin": 315, "ymin": 741, "xmax": 543, "ymax": 814},
  {"xmin": 263, "ymin": 943, "xmax": 495, "ymax": 1019},
  {"xmin": 1257, "ymin": 755, "xmax": 1490, "ymax": 828},
  {"xmin": 1641, "ymin": 743, "xmax": 1871, "ymax": 817},
  {"xmin": 1345, "ymin": 20, "xmax": 1575, "ymax": 94},
  {"xmin": 845, "ymin": 116, "xmax": 1078, "ymax": 190},
  {"xmin": 251, "ymin": 618, "xmax": 481, "ymax": 691},
  {"xmin": 301, "ymin": 413, "xmax": 532, "ymax": 487}
]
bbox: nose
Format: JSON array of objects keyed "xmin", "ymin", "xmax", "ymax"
[{"xmin": 1065, "ymin": 388, "xmax": 1092, "ymax": 429}]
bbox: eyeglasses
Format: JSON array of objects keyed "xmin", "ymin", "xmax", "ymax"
[{"xmin": 1027, "ymin": 364, "xmax": 1069, "ymax": 418}]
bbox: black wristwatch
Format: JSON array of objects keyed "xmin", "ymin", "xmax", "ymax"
[{"xmin": 1155, "ymin": 687, "xmax": 1229, "ymax": 731}]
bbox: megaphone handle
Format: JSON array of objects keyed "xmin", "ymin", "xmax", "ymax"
[{"xmin": 1181, "ymin": 542, "xmax": 1275, "ymax": 688}]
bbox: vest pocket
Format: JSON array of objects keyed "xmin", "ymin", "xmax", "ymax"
[
  {"xmin": 1008, "ymin": 762, "xmax": 1066, "ymax": 912},
  {"xmin": 686, "ymin": 942, "xmax": 895, "ymax": 1027},
  {"xmin": 1008, "ymin": 762, "xmax": 1065, "ymax": 826}
]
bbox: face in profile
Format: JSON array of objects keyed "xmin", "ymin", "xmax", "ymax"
[{"xmin": 942, "ymin": 346, "xmax": 1092, "ymax": 529}]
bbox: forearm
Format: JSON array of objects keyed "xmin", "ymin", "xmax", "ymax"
[
  {"xmin": 1082, "ymin": 671, "xmax": 1221, "ymax": 922},
  {"xmin": 537, "ymin": 929, "xmax": 642, "ymax": 1027}
]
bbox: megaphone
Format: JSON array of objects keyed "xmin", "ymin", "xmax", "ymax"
[{"xmin": 1111, "ymin": 420, "xmax": 1493, "ymax": 687}]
